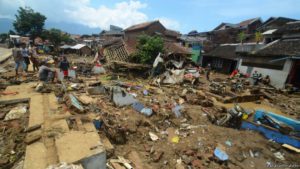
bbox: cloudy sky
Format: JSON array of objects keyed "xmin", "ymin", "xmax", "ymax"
[{"xmin": 0, "ymin": 0, "xmax": 300, "ymax": 33}]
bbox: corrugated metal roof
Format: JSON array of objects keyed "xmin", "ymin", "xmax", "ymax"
[
  {"xmin": 262, "ymin": 29, "xmax": 277, "ymax": 35},
  {"xmin": 60, "ymin": 45, "xmax": 72, "ymax": 49},
  {"xmin": 71, "ymin": 44, "xmax": 88, "ymax": 49}
]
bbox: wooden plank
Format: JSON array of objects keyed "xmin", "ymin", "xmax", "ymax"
[
  {"xmin": 0, "ymin": 98, "xmax": 30, "ymax": 105},
  {"xmin": 111, "ymin": 162, "xmax": 126, "ymax": 169}
]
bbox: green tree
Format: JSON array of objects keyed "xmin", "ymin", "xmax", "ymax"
[
  {"xmin": 13, "ymin": 7, "xmax": 46, "ymax": 39},
  {"xmin": 255, "ymin": 32, "xmax": 263, "ymax": 44},
  {"xmin": 132, "ymin": 34, "xmax": 164, "ymax": 64},
  {"xmin": 8, "ymin": 30, "xmax": 16, "ymax": 35},
  {"xmin": 43, "ymin": 28, "xmax": 71, "ymax": 49},
  {"xmin": 0, "ymin": 33, "xmax": 8, "ymax": 43},
  {"xmin": 238, "ymin": 32, "xmax": 246, "ymax": 44}
]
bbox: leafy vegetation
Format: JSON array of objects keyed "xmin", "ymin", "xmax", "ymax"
[
  {"xmin": 131, "ymin": 34, "xmax": 164, "ymax": 64},
  {"xmin": 41, "ymin": 28, "xmax": 72, "ymax": 50},
  {"xmin": 238, "ymin": 31, "xmax": 246, "ymax": 44},
  {"xmin": 0, "ymin": 33, "xmax": 8, "ymax": 43},
  {"xmin": 255, "ymin": 32, "xmax": 263, "ymax": 43},
  {"xmin": 13, "ymin": 7, "xmax": 46, "ymax": 39}
]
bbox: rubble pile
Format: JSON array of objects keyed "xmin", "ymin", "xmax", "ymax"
[
  {"xmin": 0, "ymin": 102, "xmax": 29, "ymax": 168},
  {"xmin": 0, "ymin": 53, "xmax": 300, "ymax": 169}
]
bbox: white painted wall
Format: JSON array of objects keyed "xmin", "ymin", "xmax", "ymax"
[{"xmin": 238, "ymin": 59, "xmax": 293, "ymax": 88}]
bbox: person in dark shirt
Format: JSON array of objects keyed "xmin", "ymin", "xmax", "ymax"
[
  {"xmin": 58, "ymin": 56, "xmax": 70, "ymax": 78},
  {"xmin": 252, "ymin": 70, "xmax": 260, "ymax": 85}
]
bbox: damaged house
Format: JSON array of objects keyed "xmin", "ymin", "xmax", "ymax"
[
  {"xmin": 102, "ymin": 20, "xmax": 191, "ymax": 64},
  {"xmin": 179, "ymin": 32, "xmax": 207, "ymax": 64},
  {"xmin": 99, "ymin": 25, "xmax": 124, "ymax": 42},
  {"xmin": 202, "ymin": 44, "xmax": 239, "ymax": 73},
  {"xmin": 237, "ymin": 21, "xmax": 300, "ymax": 88},
  {"xmin": 124, "ymin": 20, "xmax": 191, "ymax": 63}
]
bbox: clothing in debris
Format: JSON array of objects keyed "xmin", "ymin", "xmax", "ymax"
[
  {"xmin": 151, "ymin": 53, "xmax": 164, "ymax": 76},
  {"xmin": 153, "ymin": 52, "xmax": 163, "ymax": 68},
  {"xmin": 230, "ymin": 69, "xmax": 239, "ymax": 78}
]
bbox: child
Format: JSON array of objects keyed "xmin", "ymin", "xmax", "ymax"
[{"xmin": 58, "ymin": 56, "xmax": 70, "ymax": 78}]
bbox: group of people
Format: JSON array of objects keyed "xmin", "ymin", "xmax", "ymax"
[
  {"xmin": 206, "ymin": 65, "xmax": 271, "ymax": 86},
  {"xmin": 12, "ymin": 43, "xmax": 70, "ymax": 82},
  {"xmin": 12, "ymin": 43, "xmax": 39, "ymax": 76},
  {"xmin": 252, "ymin": 70, "xmax": 271, "ymax": 85},
  {"xmin": 230, "ymin": 69, "xmax": 271, "ymax": 85}
]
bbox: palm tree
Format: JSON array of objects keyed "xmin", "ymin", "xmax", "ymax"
[
  {"xmin": 255, "ymin": 32, "xmax": 262, "ymax": 44},
  {"xmin": 238, "ymin": 32, "xmax": 246, "ymax": 44}
]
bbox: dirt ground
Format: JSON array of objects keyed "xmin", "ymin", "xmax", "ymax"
[{"xmin": 0, "ymin": 55, "xmax": 300, "ymax": 169}]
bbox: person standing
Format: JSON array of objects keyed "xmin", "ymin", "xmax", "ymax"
[
  {"xmin": 206, "ymin": 63, "xmax": 212, "ymax": 81},
  {"xmin": 29, "ymin": 44, "xmax": 39, "ymax": 72},
  {"xmin": 58, "ymin": 56, "xmax": 70, "ymax": 79},
  {"xmin": 12, "ymin": 43, "xmax": 25, "ymax": 77},
  {"xmin": 92, "ymin": 47, "xmax": 104, "ymax": 64},
  {"xmin": 252, "ymin": 70, "xmax": 259, "ymax": 85},
  {"xmin": 21, "ymin": 43, "xmax": 30, "ymax": 72}
]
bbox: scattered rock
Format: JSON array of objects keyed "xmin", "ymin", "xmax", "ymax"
[{"xmin": 152, "ymin": 151, "xmax": 164, "ymax": 162}]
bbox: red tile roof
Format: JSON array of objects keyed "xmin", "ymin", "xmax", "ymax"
[
  {"xmin": 238, "ymin": 17, "xmax": 260, "ymax": 27},
  {"xmin": 164, "ymin": 29, "xmax": 181, "ymax": 38},
  {"xmin": 164, "ymin": 42, "xmax": 192, "ymax": 55},
  {"xmin": 125, "ymin": 20, "xmax": 161, "ymax": 32}
]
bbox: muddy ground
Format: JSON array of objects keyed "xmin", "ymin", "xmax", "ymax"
[{"xmin": 0, "ymin": 55, "xmax": 300, "ymax": 169}]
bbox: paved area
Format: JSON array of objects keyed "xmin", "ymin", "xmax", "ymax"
[
  {"xmin": 0, "ymin": 83, "xmax": 106, "ymax": 168},
  {"xmin": 0, "ymin": 47, "xmax": 12, "ymax": 63}
]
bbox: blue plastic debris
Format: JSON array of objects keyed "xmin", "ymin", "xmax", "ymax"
[
  {"xmin": 141, "ymin": 108, "xmax": 153, "ymax": 116},
  {"xmin": 132, "ymin": 102, "xmax": 153, "ymax": 116},
  {"xmin": 241, "ymin": 120, "xmax": 300, "ymax": 148},
  {"xmin": 143, "ymin": 90, "xmax": 149, "ymax": 96},
  {"xmin": 69, "ymin": 94, "xmax": 84, "ymax": 112},
  {"xmin": 93, "ymin": 120, "xmax": 102, "ymax": 130},
  {"xmin": 132, "ymin": 102, "xmax": 144, "ymax": 112},
  {"xmin": 172, "ymin": 105, "xmax": 183, "ymax": 118},
  {"xmin": 214, "ymin": 148, "xmax": 229, "ymax": 161}
]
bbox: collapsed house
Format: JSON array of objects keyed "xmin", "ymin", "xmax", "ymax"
[{"xmin": 101, "ymin": 20, "xmax": 192, "ymax": 64}]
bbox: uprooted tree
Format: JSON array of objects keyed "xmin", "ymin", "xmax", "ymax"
[
  {"xmin": 13, "ymin": 7, "xmax": 46, "ymax": 39},
  {"xmin": 131, "ymin": 34, "xmax": 164, "ymax": 64}
]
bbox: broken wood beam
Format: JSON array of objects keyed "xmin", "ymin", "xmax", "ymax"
[
  {"xmin": 24, "ymin": 124, "xmax": 42, "ymax": 133},
  {"xmin": 25, "ymin": 132, "xmax": 42, "ymax": 145},
  {"xmin": 0, "ymin": 98, "xmax": 30, "ymax": 105}
]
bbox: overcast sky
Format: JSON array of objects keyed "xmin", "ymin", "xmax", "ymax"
[{"xmin": 0, "ymin": 0, "xmax": 300, "ymax": 33}]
